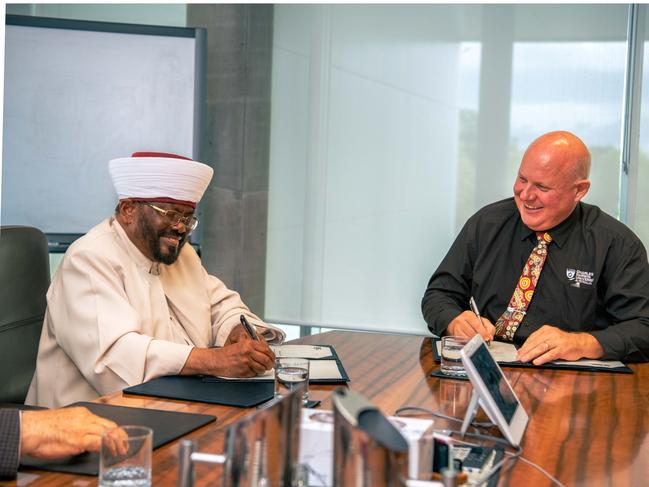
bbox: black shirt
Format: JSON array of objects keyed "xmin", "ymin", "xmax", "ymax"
[{"xmin": 421, "ymin": 198, "xmax": 649, "ymax": 362}]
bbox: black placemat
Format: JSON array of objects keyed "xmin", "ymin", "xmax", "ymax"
[
  {"xmin": 124, "ymin": 375, "xmax": 275, "ymax": 407},
  {"xmin": 21, "ymin": 401, "xmax": 216, "ymax": 475},
  {"xmin": 431, "ymin": 337, "xmax": 632, "ymax": 374}
]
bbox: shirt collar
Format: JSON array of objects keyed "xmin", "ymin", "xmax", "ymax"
[{"xmin": 519, "ymin": 203, "xmax": 582, "ymax": 249}]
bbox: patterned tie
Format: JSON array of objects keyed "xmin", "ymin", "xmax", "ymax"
[{"xmin": 495, "ymin": 232, "xmax": 552, "ymax": 341}]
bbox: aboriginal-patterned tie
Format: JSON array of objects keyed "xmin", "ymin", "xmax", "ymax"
[{"xmin": 495, "ymin": 232, "xmax": 552, "ymax": 341}]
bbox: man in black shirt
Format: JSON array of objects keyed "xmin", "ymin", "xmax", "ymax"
[{"xmin": 422, "ymin": 131, "xmax": 649, "ymax": 364}]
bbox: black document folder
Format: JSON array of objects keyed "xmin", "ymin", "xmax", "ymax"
[
  {"xmin": 124, "ymin": 375, "xmax": 275, "ymax": 407},
  {"xmin": 431, "ymin": 338, "xmax": 633, "ymax": 374},
  {"xmin": 202, "ymin": 344, "xmax": 351, "ymax": 385},
  {"xmin": 21, "ymin": 401, "xmax": 216, "ymax": 476}
]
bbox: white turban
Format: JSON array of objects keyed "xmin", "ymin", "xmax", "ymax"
[{"xmin": 109, "ymin": 152, "xmax": 213, "ymax": 208}]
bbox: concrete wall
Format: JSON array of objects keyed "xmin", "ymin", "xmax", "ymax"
[{"xmin": 187, "ymin": 4, "xmax": 272, "ymax": 314}]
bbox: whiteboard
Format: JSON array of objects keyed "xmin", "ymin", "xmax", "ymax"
[{"xmin": 2, "ymin": 16, "xmax": 205, "ymax": 235}]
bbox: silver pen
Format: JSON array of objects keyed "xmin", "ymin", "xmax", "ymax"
[{"xmin": 469, "ymin": 296, "xmax": 491, "ymax": 345}]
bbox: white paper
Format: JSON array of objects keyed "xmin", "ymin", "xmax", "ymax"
[
  {"xmin": 271, "ymin": 345, "xmax": 334, "ymax": 359},
  {"xmin": 216, "ymin": 359, "xmax": 342, "ymax": 381},
  {"xmin": 553, "ymin": 359, "xmax": 625, "ymax": 368},
  {"xmin": 483, "ymin": 341, "xmax": 519, "ymax": 362},
  {"xmin": 309, "ymin": 360, "xmax": 343, "ymax": 380}
]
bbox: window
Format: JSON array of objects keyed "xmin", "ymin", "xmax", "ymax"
[{"xmin": 267, "ymin": 5, "xmax": 636, "ymax": 335}]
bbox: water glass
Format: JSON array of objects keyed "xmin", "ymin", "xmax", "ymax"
[
  {"xmin": 100, "ymin": 425, "xmax": 152, "ymax": 487},
  {"xmin": 274, "ymin": 357, "xmax": 310, "ymax": 402},
  {"xmin": 440, "ymin": 336, "xmax": 469, "ymax": 377}
]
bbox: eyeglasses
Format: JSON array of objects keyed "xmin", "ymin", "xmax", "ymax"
[{"xmin": 143, "ymin": 203, "xmax": 199, "ymax": 234}]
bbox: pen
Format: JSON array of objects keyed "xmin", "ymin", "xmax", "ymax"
[
  {"xmin": 469, "ymin": 296, "xmax": 490, "ymax": 345},
  {"xmin": 240, "ymin": 314, "xmax": 259, "ymax": 341}
]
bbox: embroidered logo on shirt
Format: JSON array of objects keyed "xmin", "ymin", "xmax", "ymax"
[{"xmin": 566, "ymin": 268, "xmax": 594, "ymax": 288}]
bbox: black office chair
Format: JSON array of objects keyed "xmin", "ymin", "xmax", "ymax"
[{"xmin": 0, "ymin": 226, "xmax": 50, "ymax": 404}]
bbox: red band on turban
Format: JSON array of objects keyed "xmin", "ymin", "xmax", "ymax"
[
  {"xmin": 131, "ymin": 152, "xmax": 192, "ymax": 161},
  {"xmin": 128, "ymin": 196, "xmax": 197, "ymax": 209}
]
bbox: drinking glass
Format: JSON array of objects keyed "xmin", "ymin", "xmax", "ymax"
[
  {"xmin": 100, "ymin": 425, "xmax": 152, "ymax": 487},
  {"xmin": 274, "ymin": 357, "xmax": 309, "ymax": 402},
  {"xmin": 440, "ymin": 336, "xmax": 469, "ymax": 377}
]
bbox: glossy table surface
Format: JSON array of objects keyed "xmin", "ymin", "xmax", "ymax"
[{"xmin": 6, "ymin": 330, "xmax": 649, "ymax": 486}]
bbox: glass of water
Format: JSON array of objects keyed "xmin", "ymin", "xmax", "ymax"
[
  {"xmin": 274, "ymin": 357, "xmax": 310, "ymax": 402},
  {"xmin": 440, "ymin": 336, "xmax": 469, "ymax": 377},
  {"xmin": 100, "ymin": 425, "xmax": 152, "ymax": 487}
]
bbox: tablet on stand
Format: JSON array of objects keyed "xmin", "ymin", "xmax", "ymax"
[{"xmin": 460, "ymin": 335, "xmax": 529, "ymax": 447}]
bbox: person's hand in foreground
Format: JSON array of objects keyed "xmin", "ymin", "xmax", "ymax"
[{"xmin": 21, "ymin": 407, "xmax": 121, "ymax": 459}]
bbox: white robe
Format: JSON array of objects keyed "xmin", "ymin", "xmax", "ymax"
[{"xmin": 26, "ymin": 218, "xmax": 284, "ymax": 408}]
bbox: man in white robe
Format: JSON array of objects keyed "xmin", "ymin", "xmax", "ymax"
[{"xmin": 27, "ymin": 152, "xmax": 283, "ymax": 408}]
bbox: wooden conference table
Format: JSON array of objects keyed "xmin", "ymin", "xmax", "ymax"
[{"xmin": 7, "ymin": 330, "xmax": 649, "ymax": 486}]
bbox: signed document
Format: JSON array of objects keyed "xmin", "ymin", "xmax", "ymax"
[
  {"xmin": 214, "ymin": 360, "xmax": 343, "ymax": 381},
  {"xmin": 435, "ymin": 340, "xmax": 625, "ymax": 369},
  {"xmin": 271, "ymin": 344, "xmax": 334, "ymax": 359},
  {"xmin": 212, "ymin": 345, "xmax": 344, "ymax": 381}
]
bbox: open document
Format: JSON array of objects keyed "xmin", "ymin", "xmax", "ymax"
[
  {"xmin": 207, "ymin": 344, "xmax": 349, "ymax": 382},
  {"xmin": 214, "ymin": 360, "xmax": 343, "ymax": 381},
  {"xmin": 434, "ymin": 340, "xmax": 629, "ymax": 372},
  {"xmin": 271, "ymin": 344, "xmax": 334, "ymax": 359}
]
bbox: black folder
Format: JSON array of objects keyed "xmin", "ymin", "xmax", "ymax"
[
  {"xmin": 201, "ymin": 344, "xmax": 351, "ymax": 385},
  {"xmin": 431, "ymin": 338, "xmax": 633, "ymax": 374},
  {"xmin": 124, "ymin": 375, "xmax": 275, "ymax": 407},
  {"xmin": 20, "ymin": 401, "xmax": 216, "ymax": 476}
]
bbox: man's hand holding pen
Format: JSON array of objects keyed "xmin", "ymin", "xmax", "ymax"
[
  {"xmin": 447, "ymin": 310, "xmax": 495, "ymax": 343},
  {"xmin": 182, "ymin": 316, "xmax": 276, "ymax": 378},
  {"xmin": 226, "ymin": 315, "xmax": 264, "ymax": 344}
]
